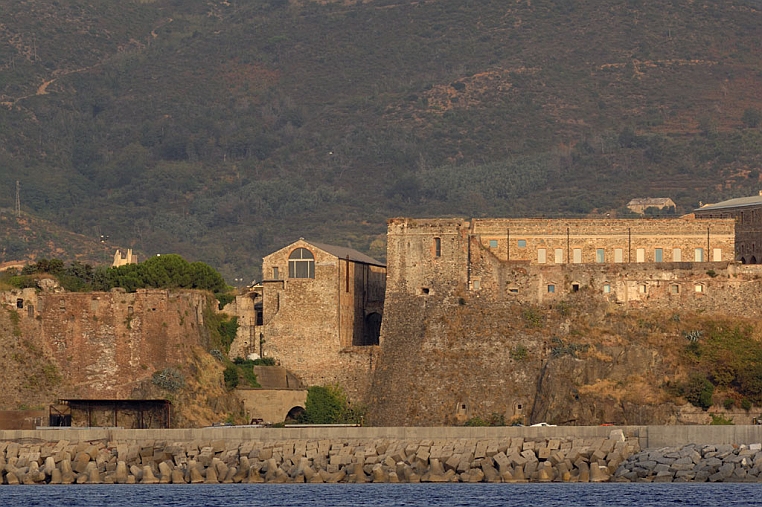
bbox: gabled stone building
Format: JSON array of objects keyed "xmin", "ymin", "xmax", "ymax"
[{"xmin": 250, "ymin": 239, "xmax": 386, "ymax": 398}]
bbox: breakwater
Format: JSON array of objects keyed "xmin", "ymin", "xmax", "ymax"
[
  {"xmin": 0, "ymin": 430, "xmax": 639, "ymax": 485},
  {"xmin": 2, "ymin": 426, "xmax": 762, "ymax": 484}
]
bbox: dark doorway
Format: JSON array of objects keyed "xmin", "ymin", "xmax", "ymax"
[{"xmin": 358, "ymin": 312, "xmax": 382, "ymax": 346}]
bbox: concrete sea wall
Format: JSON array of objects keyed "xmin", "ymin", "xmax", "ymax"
[{"xmin": 1, "ymin": 426, "xmax": 762, "ymax": 484}]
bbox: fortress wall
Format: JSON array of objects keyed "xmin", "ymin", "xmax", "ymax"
[{"xmin": 0, "ymin": 289, "xmax": 211, "ymax": 405}]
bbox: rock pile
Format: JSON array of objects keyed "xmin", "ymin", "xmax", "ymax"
[
  {"xmin": 614, "ymin": 443, "xmax": 762, "ymax": 482},
  {"xmin": 0, "ymin": 431, "xmax": 640, "ymax": 485}
]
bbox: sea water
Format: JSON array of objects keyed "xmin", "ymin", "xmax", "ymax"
[{"xmin": 1, "ymin": 483, "xmax": 762, "ymax": 507}]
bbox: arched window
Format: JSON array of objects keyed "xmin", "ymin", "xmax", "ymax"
[{"xmin": 288, "ymin": 248, "xmax": 315, "ymax": 278}]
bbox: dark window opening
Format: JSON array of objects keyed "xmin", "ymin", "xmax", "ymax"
[
  {"xmin": 421, "ymin": 287, "xmax": 430, "ymax": 295},
  {"xmin": 256, "ymin": 310, "xmax": 264, "ymax": 326},
  {"xmin": 517, "ymin": 404, "xmax": 523, "ymax": 410},
  {"xmin": 508, "ymin": 288, "xmax": 519, "ymax": 294},
  {"xmin": 434, "ymin": 237, "xmax": 441, "ymax": 257},
  {"xmin": 572, "ymin": 283, "xmax": 580, "ymax": 292},
  {"xmin": 16, "ymin": 298, "xmax": 23, "ymax": 309}
]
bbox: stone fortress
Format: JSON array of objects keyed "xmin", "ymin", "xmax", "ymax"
[{"xmin": 5, "ymin": 194, "xmax": 762, "ymax": 428}]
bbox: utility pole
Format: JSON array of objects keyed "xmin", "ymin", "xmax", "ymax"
[{"xmin": 15, "ymin": 180, "xmax": 20, "ymax": 218}]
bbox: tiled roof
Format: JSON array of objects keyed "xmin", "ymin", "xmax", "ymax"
[
  {"xmin": 695, "ymin": 195, "xmax": 762, "ymax": 211},
  {"xmin": 307, "ymin": 241, "xmax": 385, "ymax": 267}
]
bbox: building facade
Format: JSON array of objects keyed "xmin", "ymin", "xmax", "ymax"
[
  {"xmin": 238, "ymin": 240, "xmax": 386, "ymax": 399},
  {"xmin": 694, "ymin": 194, "xmax": 762, "ymax": 264},
  {"xmin": 384, "ymin": 216, "xmax": 736, "ymax": 305}
]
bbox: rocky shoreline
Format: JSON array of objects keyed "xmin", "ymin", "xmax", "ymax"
[{"xmin": 0, "ymin": 430, "xmax": 758, "ymax": 484}]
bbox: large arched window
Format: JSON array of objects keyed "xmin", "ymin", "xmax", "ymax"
[{"xmin": 288, "ymin": 248, "xmax": 315, "ymax": 278}]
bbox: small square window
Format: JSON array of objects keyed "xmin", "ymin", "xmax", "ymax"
[
  {"xmin": 489, "ymin": 239, "xmax": 498, "ymax": 248},
  {"xmin": 421, "ymin": 287, "xmax": 430, "ymax": 295},
  {"xmin": 517, "ymin": 240, "xmax": 527, "ymax": 248},
  {"xmin": 472, "ymin": 280, "xmax": 481, "ymax": 290},
  {"xmin": 547, "ymin": 284, "xmax": 555, "ymax": 293},
  {"xmin": 572, "ymin": 283, "xmax": 580, "ymax": 292},
  {"xmin": 603, "ymin": 284, "xmax": 611, "ymax": 293},
  {"xmin": 670, "ymin": 284, "xmax": 680, "ymax": 294},
  {"xmin": 695, "ymin": 284, "xmax": 704, "ymax": 293}
]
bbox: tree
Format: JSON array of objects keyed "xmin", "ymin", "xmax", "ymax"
[{"xmin": 742, "ymin": 108, "xmax": 761, "ymax": 129}]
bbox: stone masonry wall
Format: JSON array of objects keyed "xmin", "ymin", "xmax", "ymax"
[
  {"xmin": 0, "ymin": 288, "xmax": 217, "ymax": 412},
  {"xmin": 256, "ymin": 240, "xmax": 384, "ymax": 402}
]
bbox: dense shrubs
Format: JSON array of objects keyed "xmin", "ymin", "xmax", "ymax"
[
  {"xmin": 7, "ymin": 255, "xmax": 229, "ymax": 296},
  {"xmin": 298, "ymin": 385, "xmax": 364, "ymax": 425}
]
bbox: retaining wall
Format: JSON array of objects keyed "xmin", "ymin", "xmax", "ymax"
[{"xmin": 3, "ymin": 426, "xmax": 762, "ymax": 449}]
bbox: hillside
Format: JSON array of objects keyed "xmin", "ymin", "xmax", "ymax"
[
  {"xmin": 1, "ymin": 0, "xmax": 761, "ymax": 280},
  {"xmin": 0, "ymin": 209, "xmax": 121, "ymax": 268}
]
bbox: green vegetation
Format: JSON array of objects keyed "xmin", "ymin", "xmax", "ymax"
[
  {"xmin": 522, "ymin": 308, "xmax": 544, "ymax": 329},
  {"xmin": 1, "ymin": 1, "xmax": 761, "ymax": 281},
  {"xmin": 677, "ymin": 373, "xmax": 715, "ymax": 411},
  {"xmin": 464, "ymin": 413, "xmax": 506, "ymax": 427},
  {"xmin": 510, "ymin": 345, "xmax": 528, "ymax": 361},
  {"xmin": 5, "ymin": 255, "xmax": 229, "ymax": 296},
  {"xmin": 710, "ymin": 414, "xmax": 734, "ymax": 425},
  {"xmin": 682, "ymin": 322, "xmax": 762, "ymax": 405},
  {"xmin": 298, "ymin": 385, "xmax": 364, "ymax": 425}
]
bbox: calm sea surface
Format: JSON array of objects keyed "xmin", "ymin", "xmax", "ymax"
[{"xmin": 1, "ymin": 483, "xmax": 761, "ymax": 507}]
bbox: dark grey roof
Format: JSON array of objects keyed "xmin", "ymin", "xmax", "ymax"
[
  {"xmin": 695, "ymin": 195, "xmax": 762, "ymax": 212},
  {"xmin": 307, "ymin": 241, "xmax": 385, "ymax": 267}
]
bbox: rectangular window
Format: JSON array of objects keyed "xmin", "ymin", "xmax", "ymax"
[
  {"xmin": 517, "ymin": 239, "xmax": 527, "ymax": 248},
  {"xmin": 713, "ymin": 248, "xmax": 722, "ymax": 262},
  {"xmin": 472, "ymin": 279, "xmax": 481, "ymax": 290},
  {"xmin": 573, "ymin": 248, "xmax": 582, "ymax": 264},
  {"xmin": 639, "ymin": 284, "xmax": 647, "ymax": 294},
  {"xmin": 547, "ymin": 284, "xmax": 555, "ymax": 293},
  {"xmin": 434, "ymin": 237, "xmax": 441, "ymax": 257},
  {"xmin": 636, "ymin": 249, "xmax": 645, "ymax": 263},
  {"xmin": 538, "ymin": 249, "xmax": 547, "ymax": 264},
  {"xmin": 614, "ymin": 249, "xmax": 623, "ymax": 263},
  {"xmin": 272, "ymin": 267, "xmax": 279, "ymax": 279},
  {"xmin": 655, "ymin": 248, "xmax": 663, "ymax": 263},
  {"xmin": 596, "ymin": 249, "xmax": 605, "ymax": 263},
  {"xmin": 695, "ymin": 284, "xmax": 704, "ymax": 293},
  {"xmin": 695, "ymin": 248, "xmax": 704, "ymax": 262},
  {"xmin": 673, "ymin": 248, "xmax": 682, "ymax": 262},
  {"xmin": 670, "ymin": 284, "xmax": 680, "ymax": 294},
  {"xmin": 489, "ymin": 239, "xmax": 498, "ymax": 248},
  {"xmin": 603, "ymin": 284, "xmax": 611, "ymax": 293},
  {"xmin": 554, "ymin": 249, "xmax": 563, "ymax": 264}
]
